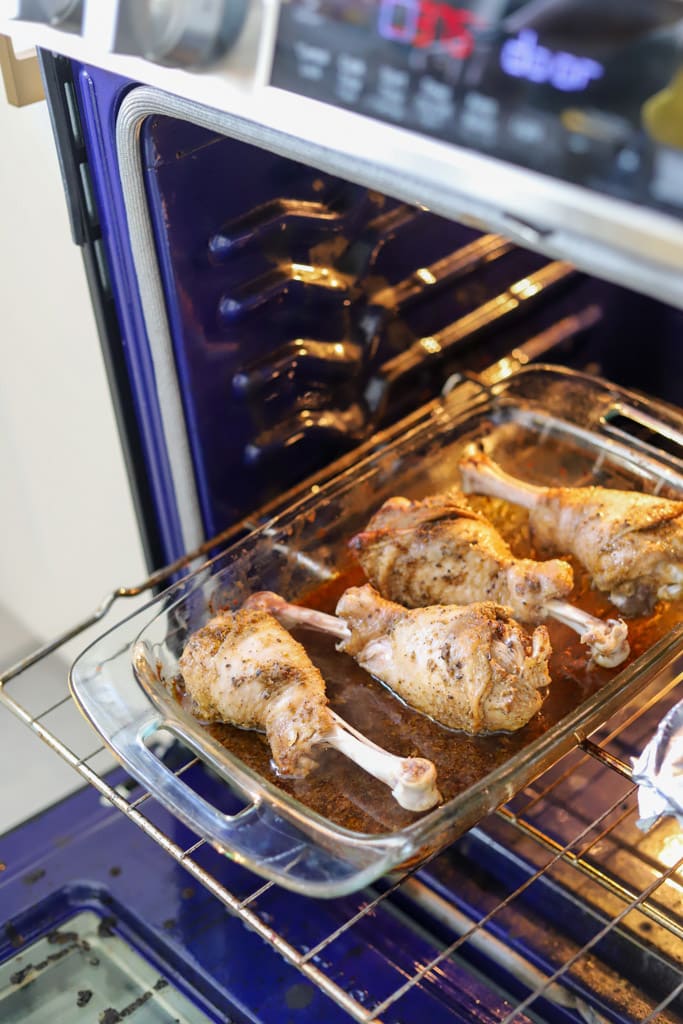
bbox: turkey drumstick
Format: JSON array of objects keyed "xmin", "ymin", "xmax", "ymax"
[
  {"xmin": 350, "ymin": 491, "xmax": 629, "ymax": 668},
  {"xmin": 247, "ymin": 586, "xmax": 552, "ymax": 734},
  {"xmin": 459, "ymin": 449, "xmax": 683, "ymax": 616},
  {"xmin": 179, "ymin": 606, "xmax": 440, "ymax": 811}
]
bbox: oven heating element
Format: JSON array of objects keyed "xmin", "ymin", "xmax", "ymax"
[{"xmin": 2, "ymin": 404, "xmax": 682, "ymax": 1024}]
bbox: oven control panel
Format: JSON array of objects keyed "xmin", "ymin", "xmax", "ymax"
[
  {"xmin": 112, "ymin": 0, "xmax": 250, "ymax": 67},
  {"xmin": 3, "ymin": 0, "xmax": 683, "ymax": 310},
  {"xmin": 272, "ymin": 0, "xmax": 683, "ymax": 219},
  {"xmin": 13, "ymin": 0, "xmax": 83, "ymax": 27},
  {"xmin": 3, "ymin": 0, "xmax": 259, "ymax": 69}
]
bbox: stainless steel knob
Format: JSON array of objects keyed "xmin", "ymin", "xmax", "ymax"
[
  {"xmin": 115, "ymin": 0, "xmax": 251, "ymax": 68},
  {"xmin": 14, "ymin": 0, "xmax": 82, "ymax": 26}
]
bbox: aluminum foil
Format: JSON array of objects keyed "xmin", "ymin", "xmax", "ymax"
[{"xmin": 632, "ymin": 697, "xmax": 683, "ymax": 831}]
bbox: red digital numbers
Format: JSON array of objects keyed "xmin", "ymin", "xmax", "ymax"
[{"xmin": 378, "ymin": 0, "xmax": 484, "ymax": 61}]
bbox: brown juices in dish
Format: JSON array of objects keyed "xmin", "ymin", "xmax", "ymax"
[
  {"xmin": 186, "ymin": 541, "xmax": 680, "ymax": 836},
  {"xmin": 174, "ymin": 424, "xmax": 683, "ymax": 837}
]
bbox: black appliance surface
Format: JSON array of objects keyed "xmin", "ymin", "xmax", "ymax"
[{"xmin": 274, "ymin": 0, "xmax": 683, "ymax": 219}]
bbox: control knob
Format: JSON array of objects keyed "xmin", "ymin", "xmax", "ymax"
[
  {"xmin": 13, "ymin": 0, "xmax": 82, "ymax": 26},
  {"xmin": 115, "ymin": 0, "xmax": 251, "ymax": 68}
]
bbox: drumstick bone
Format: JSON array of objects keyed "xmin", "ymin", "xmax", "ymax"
[
  {"xmin": 246, "ymin": 586, "xmax": 552, "ymax": 735},
  {"xmin": 460, "ymin": 447, "xmax": 683, "ymax": 616},
  {"xmin": 179, "ymin": 605, "xmax": 440, "ymax": 812}
]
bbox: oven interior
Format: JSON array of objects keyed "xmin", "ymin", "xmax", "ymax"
[
  {"xmin": 1, "ymin": 56, "xmax": 682, "ymax": 1024},
  {"xmin": 128, "ymin": 110, "xmax": 683, "ymax": 558}
]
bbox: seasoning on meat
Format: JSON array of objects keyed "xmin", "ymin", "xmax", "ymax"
[
  {"xmin": 349, "ymin": 490, "xmax": 629, "ymax": 668},
  {"xmin": 179, "ymin": 606, "xmax": 441, "ymax": 811},
  {"xmin": 248, "ymin": 587, "xmax": 552, "ymax": 734},
  {"xmin": 460, "ymin": 448, "xmax": 683, "ymax": 615}
]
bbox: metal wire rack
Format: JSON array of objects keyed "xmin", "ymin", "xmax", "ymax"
[
  {"xmin": 3, "ymin": 378, "xmax": 683, "ymax": 1023},
  {"xmin": 2, "ymin": 542, "xmax": 682, "ymax": 1024}
]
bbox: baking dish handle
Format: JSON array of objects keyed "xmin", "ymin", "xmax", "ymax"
[
  {"xmin": 108, "ymin": 714, "xmax": 400, "ymax": 896},
  {"xmin": 70, "ymin": 626, "xmax": 402, "ymax": 897}
]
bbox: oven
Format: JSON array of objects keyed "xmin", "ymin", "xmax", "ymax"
[{"xmin": 1, "ymin": 2, "xmax": 682, "ymax": 1022}]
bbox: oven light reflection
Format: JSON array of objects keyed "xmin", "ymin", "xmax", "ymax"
[
  {"xmin": 290, "ymin": 263, "xmax": 345, "ymax": 288},
  {"xmin": 420, "ymin": 336, "xmax": 442, "ymax": 354},
  {"xmin": 494, "ymin": 355, "xmax": 521, "ymax": 378},
  {"xmin": 656, "ymin": 831, "xmax": 683, "ymax": 872},
  {"xmin": 510, "ymin": 277, "xmax": 542, "ymax": 299},
  {"xmin": 416, "ymin": 267, "xmax": 437, "ymax": 285}
]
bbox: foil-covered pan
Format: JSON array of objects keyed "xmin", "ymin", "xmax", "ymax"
[{"xmin": 633, "ymin": 697, "xmax": 683, "ymax": 830}]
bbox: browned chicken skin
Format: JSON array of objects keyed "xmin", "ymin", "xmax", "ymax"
[
  {"xmin": 350, "ymin": 490, "xmax": 573, "ymax": 622},
  {"xmin": 180, "ymin": 606, "xmax": 441, "ymax": 810},
  {"xmin": 460, "ymin": 450, "xmax": 683, "ymax": 615},
  {"xmin": 249, "ymin": 588, "xmax": 551, "ymax": 732},
  {"xmin": 179, "ymin": 607, "xmax": 334, "ymax": 777},
  {"xmin": 335, "ymin": 585, "xmax": 551, "ymax": 733},
  {"xmin": 350, "ymin": 491, "xmax": 629, "ymax": 667}
]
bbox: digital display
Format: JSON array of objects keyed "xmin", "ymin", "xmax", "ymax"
[
  {"xmin": 375, "ymin": 2, "xmax": 606, "ymax": 90},
  {"xmin": 272, "ymin": 0, "xmax": 683, "ymax": 216},
  {"xmin": 377, "ymin": 1, "xmax": 484, "ymax": 60},
  {"xmin": 499, "ymin": 30, "xmax": 603, "ymax": 91}
]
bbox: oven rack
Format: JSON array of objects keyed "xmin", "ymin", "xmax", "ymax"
[
  {"xmin": 2, "ymin": 553, "xmax": 683, "ymax": 1024},
  {"xmin": 4, "ymin": 376, "xmax": 683, "ymax": 1023}
]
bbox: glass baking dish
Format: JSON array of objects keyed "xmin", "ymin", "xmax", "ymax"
[{"xmin": 70, "ymin": 366, "xmax": 683, "ymax": 898}]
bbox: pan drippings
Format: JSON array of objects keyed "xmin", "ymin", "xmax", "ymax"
[
  {"xmin": 198, "ymin": 530, "xmax": 681, "ymax": 837},
  {"xmin": 167, "ymin": 420, "xmax": 683, "ymax": 837}
]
